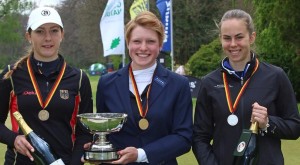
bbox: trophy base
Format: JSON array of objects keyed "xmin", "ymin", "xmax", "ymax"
[{"xmin": 84, "ymin": 149, "xmax": 119, "ymax": 162}]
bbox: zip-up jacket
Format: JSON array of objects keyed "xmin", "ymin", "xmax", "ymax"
[
  {"xmin": 192, "ymin": 53, "xmax": 300, "ymax": 165},
  {"xmin": 0, "ymin": 55, "xmax": 93, "ymax": 165}
]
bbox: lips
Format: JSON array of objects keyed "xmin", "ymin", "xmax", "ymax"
[
  {"xmin": 43, "ymin": 45, "xmax": 53, "ymax": 48},
  {"xmin": 137, "ymin": 53, "xmax": 150, "ymax": 57},
  {"xmin": 229, "ymin": 49, "xmax": 240, "ymax": 55}
]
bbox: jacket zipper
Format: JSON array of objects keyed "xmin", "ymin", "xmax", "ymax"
[
  {"xmin": 241, "ymin": 77, "xmax": 244, "ymax": 86},
  {"xmin": 46, "ymin": 81, "xmax": 49, "ymax": 93}
]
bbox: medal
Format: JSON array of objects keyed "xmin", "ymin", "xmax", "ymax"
[
  {"xmin": 227, "ymin": 114, "xmax": 238, "ymax": 126},
  {"xmin": 223, "ymin": 59, "xmax": 259, "ymax": 126},
  {"xmin": 38, "ymin": 110, "xmax": 49, "ymax": 121},
  {"xmin": 27, "ymin": 58, "xmax": 66, "ymax": 122},
  {"xmin": 139, "ymin": 118, "xmax": 149, "ymax": 130},
  {"xmin": 129, "ymin": 65, "xmax": 156, "ymax": 131}
]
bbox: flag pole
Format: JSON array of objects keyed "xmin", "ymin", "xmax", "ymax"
[
  {"xmin": 170, "ymin": 0, "xmax": 174, "ymax": 71},
  {"xmin": 147, "ymin": 0, "xmax": 150, "ymax": 10}
]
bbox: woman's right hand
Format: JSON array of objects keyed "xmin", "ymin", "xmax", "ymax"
[
  {"xmin": 81, "ymin": 142, "xmax": 103, "ymax": 164},
  {"xmin": 14, "ymin": 135, "xmax": 34, "ymax": 161}
]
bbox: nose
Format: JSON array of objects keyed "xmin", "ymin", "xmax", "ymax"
[
  {"xmin": 230, "ymin": 39, "xmax": 237, "ymax": 47},
  {"xmin": 44, "ymin": 31, "xmax": 52, "ymax": 41},
  {"xmin": 140, "ymin": 41, "xmax": 147, "ymax": 50}
]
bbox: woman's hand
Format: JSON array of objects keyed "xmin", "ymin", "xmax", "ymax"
[
  {"xmin": 251, "ymin": 102, "xmax": 269, "ymax": 129},
  {"xmin": 81, "ymin": 142, "xmax": 103, "ymax": 164},
  {"xmin": 111, "ymin": 147, "xmax": 138, "ymax": 164},
  {"xmin": 14, "ymin": 135, "xmax": 34, "ymax": 161}
]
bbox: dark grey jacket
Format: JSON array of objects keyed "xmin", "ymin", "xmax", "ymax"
[{"xmin": 192, "ymin": 54, "xmax": 300, "ymax": 165}]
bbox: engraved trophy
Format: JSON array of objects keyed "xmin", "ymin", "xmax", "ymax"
[{"xmin": 77, "ymin": 113, "xmax": 127, "ymax": 162}]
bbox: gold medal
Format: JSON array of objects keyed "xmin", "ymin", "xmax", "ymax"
[
  {"xmin": 27, "ymin": 59, "xmax": 66, "ymax": 123},
  {"xmin": 139, "ymin": 118, "xmax": 149, "ymax": 130},
  {"xmin": 38, "ymin": 110, "xmax": 49, "ymax": 121}
]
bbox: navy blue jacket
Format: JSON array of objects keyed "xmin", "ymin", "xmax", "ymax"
[{"xmin": 96, "ymin": 62, "xmax": 193, "ymax": 165}]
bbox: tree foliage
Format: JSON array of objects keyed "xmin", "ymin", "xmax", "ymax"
[
  {"xmin": 186, "ymin": 38, "xmax": 222, "ymax": 78},
  {"xmin": 252, "ymin": 0, "xmax": 300, "ymax": 101},
  {"xmin": 172, "ymin": 0, "xmax": 225, "ymax": 65},
  {"xmin": 0, "ymin": 0, "xmax": 32, "ymax": 68},
  {"xmin": 0, "ymin": 0, "xmax": 31, "ymax": 44}
]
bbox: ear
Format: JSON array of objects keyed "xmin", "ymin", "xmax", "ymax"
[
  {"xmin": 219, "ymin": 34, "xmax": 223, "ymax": 43},
  {"xmin": 25, "ymin": 32, "xmax": 31, "ymax": 43},
  {"xmin": 250, "ymin": 32, "xmax": 256, "ymax": 44},
  {"xmin": 61, "ymin": 31, "xmax": 65, "ymax": 41}
]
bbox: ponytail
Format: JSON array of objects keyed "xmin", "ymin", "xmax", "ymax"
[{"xmin": 3, "ymin": 48, "xmax": 33, "ymax": 79}]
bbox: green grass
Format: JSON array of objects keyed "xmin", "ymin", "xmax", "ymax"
[{"xmin": 1, "ymin": 74, "xmax": 300, "ymax": 164}]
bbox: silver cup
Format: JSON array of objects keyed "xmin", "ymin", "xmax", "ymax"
[{"xmin": 77, "ymin": 113, "xmax": 127, "ymax": 162}]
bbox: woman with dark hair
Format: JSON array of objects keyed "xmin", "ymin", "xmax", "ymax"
[
  {"xmin": 0, "ymin": 7, "xmax": 93, "ymax": 165},
  {"xmin": 192, "ymin": 9, "xmax": 300, "ymax": 165}
]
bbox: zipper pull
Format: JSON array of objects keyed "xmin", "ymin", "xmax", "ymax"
[
  {"xmin": 241, "ymin": 77, "xmax": 244, "ymax": 86},
  {"xmin": 46, "ymin": 82, "xmax": 49, "ymax": 92}
]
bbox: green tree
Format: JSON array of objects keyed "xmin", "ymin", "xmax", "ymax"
[
  {"xmin": 186, "ymin": 38, "xmax": 222, "ymax": 77},
  {"xmin": 252, "ymin": 0, "xmax": 300, "ymax": 101},
  {"xmin": 0, "ymin": 0, "xmax": 32, "ymax": 68},
  {"xmin": 0, "ymin": 0, "xmax": 32, "ymax": 43},
  {"xmin": 172, "ymin": 0, "xmax": 225, "ymax": 65}
]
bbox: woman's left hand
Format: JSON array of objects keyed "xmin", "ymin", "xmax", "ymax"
[{"xmin": 251, "ymin": 102, "xmax": 269, "ymax": 129}]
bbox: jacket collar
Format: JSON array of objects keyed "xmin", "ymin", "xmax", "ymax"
[
  {"xmin": 30, "ymin": 54, "xmax": 64, "ymax": 74},
  {"xmin": 221, "ymin": 52, "xmax": 257, "ymax": 81},
  {"xmin": 115, "ymin": 61, "xmax": 169, "ymax": 116}
]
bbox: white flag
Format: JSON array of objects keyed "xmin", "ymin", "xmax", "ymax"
[{"xmin": 100, "ymin": 0, "xmax": 125, "ymax": 57}]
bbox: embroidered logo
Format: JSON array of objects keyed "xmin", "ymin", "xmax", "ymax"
[
  {"xmin": 214, "ymin": 84, "xmax": 233, "ymax": 88},
  {"xmin": 23, "ymin": 91, "xmax": 36, "ymax": 95},
  {"xmin": 60, "ymin": 90, "xmax": 69, "ymax": 100},
  {"xmin": 41, "ymin": 9, "xmax": 51, "ymax": 16},
  {"xmin": 154, "ymin": 77, "xmax": 166, "ymax": 87}
]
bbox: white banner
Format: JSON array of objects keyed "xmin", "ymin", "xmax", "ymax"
[{"xmin": 100, "ymin": 0, "xmax": 125, "ymax": 57}]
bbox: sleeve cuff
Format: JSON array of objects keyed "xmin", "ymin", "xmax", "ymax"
[{"xmin": 136, "ymin": 148, "xmax": 149, "ymax": 163}]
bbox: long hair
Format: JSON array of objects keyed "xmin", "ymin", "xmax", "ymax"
[{"xmin": 3, "ymin": 47, "xmax": 33, "ymax": 80}]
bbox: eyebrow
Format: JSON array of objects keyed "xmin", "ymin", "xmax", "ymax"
[
  {"xmin": 36, "ymin": 25, "xmax": 60, "ymax": 30},
  {"xmin": 222, "ymin": 33, "xmax": 243, "ymax": 37}
]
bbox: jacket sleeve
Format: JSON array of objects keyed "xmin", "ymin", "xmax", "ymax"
[
  {"xmin": 192, "ymin": 78, "xmax": 219, "ymax": 165},
  {"xmin": 70, "ymin": 71, "xmax": 93, "ymax": 165},
  {"xmin": 0, "ymin": 66, "xmax": 18, "ymax": 147},
  {"xmin": 266, "ymin": 69, "xmax": 300, "ymax": 139}
]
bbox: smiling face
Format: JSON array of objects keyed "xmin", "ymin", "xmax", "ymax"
[
  {"xmin": 26, "ymin": 23, "xmax": 64, "ymax": 62},
  {"xmin": 128, "ymin": 25, "xmax": 161, "ymax": 70},
  {"xmin": 220, "ymin": 19, "xmax": 256, "ymax": 70}
]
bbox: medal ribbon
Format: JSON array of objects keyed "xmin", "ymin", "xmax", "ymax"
[
  {"xmin": 223, "ymin": 59, "xmax": 259, "ymax": 113},
  {"xmin": 27, "ymin": 58, "xmax": 66, "ymax": 109},
  {"xmin": 129, "ymin": 65, "xmax": 155, "ymax": 118}
]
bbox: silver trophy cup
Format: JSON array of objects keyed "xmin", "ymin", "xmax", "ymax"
[{"xmin": 77, "ymin": 113, "xmax": 127, "ymax": 162}]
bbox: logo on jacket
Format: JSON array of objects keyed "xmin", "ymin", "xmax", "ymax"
[
  {"xmin": 154, "ymin": 77, "xmax": 166, "ymax": 87},
  {"xmin": 60, "ymin": 90, "xmax": 69, "ymax": 100},
  {"xmin": 214, "ymin": 84, "xmax": 233, "ymax": 88},
  {"xmin": 23, "ymin": 91, "xmax": 36, "ymax": 95}
]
